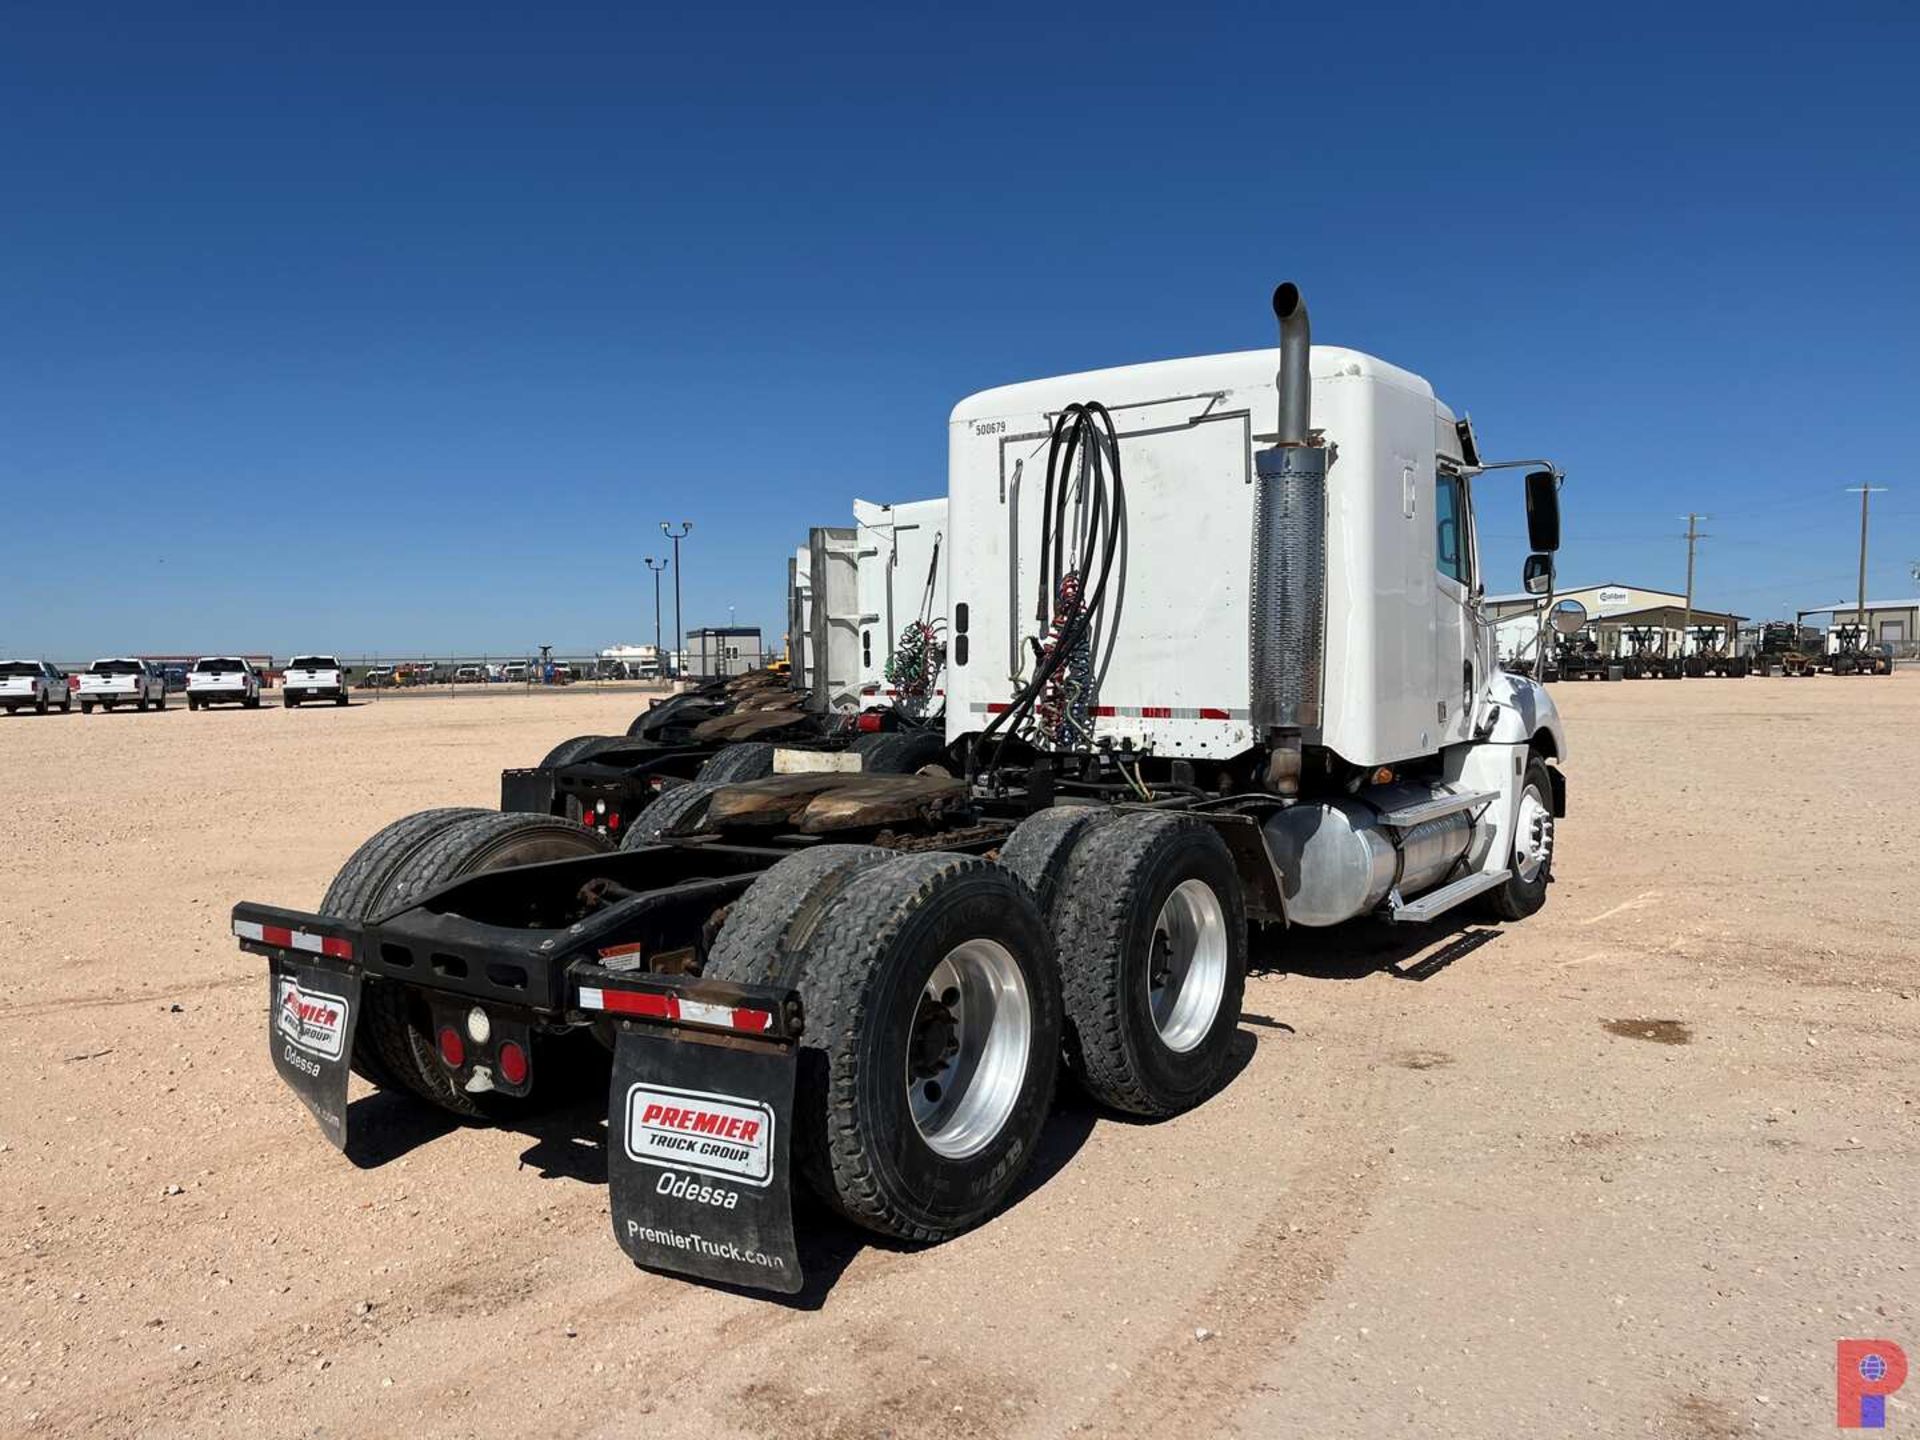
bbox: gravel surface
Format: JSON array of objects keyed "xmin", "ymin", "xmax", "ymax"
[{"xmin": 2, "ymin": 676, "xmax": 1914, "ymax": 1438}]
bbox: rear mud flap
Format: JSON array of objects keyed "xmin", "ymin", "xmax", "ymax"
[
  {"xmin": 608, "ymin": 1023, "xmax": 802, "ymax": 1294},
  {"xmin": 267, "ymin": 954, "xmax": 363, "ymax": 1152}
]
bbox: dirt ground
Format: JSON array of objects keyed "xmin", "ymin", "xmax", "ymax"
[{"xmin": 3, "ymin": 675, "xmax": 1915, "ymax": 1438}]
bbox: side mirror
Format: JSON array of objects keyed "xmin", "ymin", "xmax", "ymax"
[
  {"xmin": 1550, "ymin": 598, "xmax": 1589, "ymax": 636},
  {"xmin": 1523, "ymin": 552, "xmax": 1554, "ymax": 596},
  {"xmin": 1525, "ymin": 470, "xmax": 1561, "ymax": 553}
]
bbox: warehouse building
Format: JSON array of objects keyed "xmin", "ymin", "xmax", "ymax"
[{"xmin": 1488, "ymin": 582, "xmax": 1745, "ymax": 663}]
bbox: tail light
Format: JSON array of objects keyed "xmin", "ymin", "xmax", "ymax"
[
  {"xmin": 856, "ymin": 712, "xmax": 884, "ymax": 733},
  {"xmin": 497, "ymin": 1041, "xmax": 529, "ymax": 1087},
  {"xmin": 437, "ymin": 1028, "xmax": 465, "ymax": 1069},
  {"xmin": 607, "ymin": 812, "xmax": 621, "ymax": 831}
]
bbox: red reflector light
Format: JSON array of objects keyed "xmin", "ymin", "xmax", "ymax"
[
  {"xmin": 856, "ymin": 712, "xmax": 884, "ymax": 732},
  {"xmin": 437, "ymin": 1028, "xmax": 465, "ymax": 1069},
  {"xmin": 497, "ymin": 1041, "xmax": 528, "ymax": 1086}
]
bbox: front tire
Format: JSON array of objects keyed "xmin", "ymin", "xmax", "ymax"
[{"xmin": 1479, "ymin": 754, "xmax": 1556, "ymax": 921}]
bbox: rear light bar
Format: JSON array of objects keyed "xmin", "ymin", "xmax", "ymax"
[
  {"xmin": 577, "ymin": 985, "xmax": 773, "ymax": 1036},
  {"xmin": 233, "ymin": 918, "xmax": 353, "ymax": 960}
]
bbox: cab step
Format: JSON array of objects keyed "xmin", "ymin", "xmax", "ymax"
[
  {"xmin": 1375, "ymin": 789, "xmax": 1497, "ymax": 829},
  {"xmin": 1387, "ymin": 868, "xmax": 1511, "ymax": 923}
]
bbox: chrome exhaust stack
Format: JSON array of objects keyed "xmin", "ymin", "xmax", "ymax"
[{"xmin": 1249, "ymin": 282, "xmax": 1327, "ymax": 776}]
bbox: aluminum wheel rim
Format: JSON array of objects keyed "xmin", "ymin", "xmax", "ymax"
[
  {"xmin": 906, "ymin": 940, "xmax": 1031, "ymax": 1160},
  {"xmin": 1149, "ymin": 879, "xmax": 1228, "ymax": 1053},
  {"xmin": 1514, "ymin": 783, "xmax": 1553, "ymax": 883}
]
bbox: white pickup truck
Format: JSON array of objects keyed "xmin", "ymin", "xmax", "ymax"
[
  {"xmin": 79, "ymin": 658, "xmax": 168, "ymax": 713},
  {"xmin": 1, "ymin": 660, "xmax": 72, "ymax": 715},
  {"xmin": 284, "ymin": 654, "xmax": 348, "ymax": 708},
  {"xmin": 187, "ymin": 656, "xmax": 263, "ymax": 710}
]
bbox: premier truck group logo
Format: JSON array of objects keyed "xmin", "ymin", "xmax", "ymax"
[
  {"xmin": 623, "ymin": 1083, "xmax": 774, "ymax": 1186},
  {"xmin": 275, "ymin": 978, "xmax": 349, "ymax": 1061}
]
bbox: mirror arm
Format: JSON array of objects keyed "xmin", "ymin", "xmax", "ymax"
[{"xmin": 1461, "ymin": 458, "xmax": 1563, "ymax": 479}]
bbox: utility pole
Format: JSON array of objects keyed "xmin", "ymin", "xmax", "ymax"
[
  {"xmin": 660, "ymin": 522, "xmax": 692, "ymax": 678},
  {"xmin": 643, "ymin": 557, "xmax": 667, "ymax": 675},
  {"xmin": 1680, "ymin": 513, "xmax": 1710, "ymax": 663},
  {"xmin": 1845, "ymin": 486, "xmax": 1887, "ymax": 644}
]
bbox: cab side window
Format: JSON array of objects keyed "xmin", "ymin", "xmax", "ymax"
[{"xmin": 1435, "ymin": 470, "xmax": 1469, "ymax": 585}]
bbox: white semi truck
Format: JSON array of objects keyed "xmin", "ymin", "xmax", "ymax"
[
  {"xmin": 234, "ymin": 281, "xmax": 1566, "ymax": 1295},
  {"xmin": 852, "ymin": 496, "xmax": 947, "ymax": 719}
]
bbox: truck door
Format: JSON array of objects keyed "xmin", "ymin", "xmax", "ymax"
[{"xmin": 1433, "ymin": 465, "xmax": 1479, "ymax": 745}]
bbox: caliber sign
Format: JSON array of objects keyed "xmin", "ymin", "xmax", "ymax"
[{"xmin": 623, "ymin": 1083, "xmax": 774, "ymax": 1185}]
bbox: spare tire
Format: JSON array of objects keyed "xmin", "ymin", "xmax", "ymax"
[
  {"xmin": 850, "ymin": 729, "xmax": 953, "ymax": 775},
  {"xmin": 709, "ymin": 851, "xmax": 1061, "ymax": 1242},
  {"xmin": 362, "ymin": 813, "xmax": 613, "ymax": 1117},
  {"xmin": 697, "ymin": 741, "xmax": 777, "ymax": 784}
]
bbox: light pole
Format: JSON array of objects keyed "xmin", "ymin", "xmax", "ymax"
[
  {"xmin": 661, "ymin": 521, "xmax": 691, "ymax": 677},
  {"xmin": 643, "ymin": 557, "xmax": 667, "ymax": 678}
]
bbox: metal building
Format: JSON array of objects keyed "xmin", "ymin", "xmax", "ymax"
[
  {"xmin": 1797, "ymin": 598, "xmax": 1919, "ymax": 656},
  {"xmin": 685, "ymin": 626, "xmax": 764, "ymax": 679}
]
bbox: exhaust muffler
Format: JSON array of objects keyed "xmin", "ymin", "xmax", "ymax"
[{"xmin": 1249, "ymin": 282, "xmax": 1327, "ymax": 749}]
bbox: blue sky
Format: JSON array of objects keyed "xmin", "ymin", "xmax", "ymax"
[{"xmin": 4, "ymin": 2, "xmax": 1917, "ymax": 658}]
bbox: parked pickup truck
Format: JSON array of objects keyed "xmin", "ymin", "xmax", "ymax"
[
  {"xmin": 187, "ymin": 656, "xmax": 263, "ymax": 710},
  {"xmin": 284, "ymin": 654, "xmax": 349, "ymax": 708},
  {"xmin": 79, "ymin": 658, "xmax": 168, "ymax": 713},
  {"xmin": 1, "ymin": 659, "xmax": 71, "ymax": 715}
]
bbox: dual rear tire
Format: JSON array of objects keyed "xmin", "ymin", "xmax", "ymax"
[
  {"xmin": 318, "ymin": 808, "xmax": 611, "ymax": 1116},
  {"xmin": 704, "ymin": 848, "xmax": 1063, "ymax": 1242},
  {"xmin": 1002, "ymin": 809, "xmax": 1248, "ymax": 1116},
  {"xmin": 698, "ymin": 811, "xmax": 1249, "ymax": 1244}
]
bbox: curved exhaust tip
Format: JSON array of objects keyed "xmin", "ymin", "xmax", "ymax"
[{"xmin": 1272, "ymin": 282, "xmax": 1302, "ymax": 320}]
